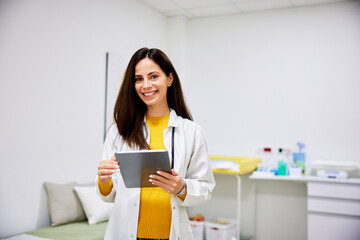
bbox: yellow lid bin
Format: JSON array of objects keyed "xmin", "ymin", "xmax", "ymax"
[{"xmin": 209, "ymin": 156, "xmax": 261, "ymax": 175}]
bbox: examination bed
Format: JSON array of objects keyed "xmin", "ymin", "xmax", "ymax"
[{"xmin": 26, "ymin": 221, "xmax": 108, "ymax": 240}]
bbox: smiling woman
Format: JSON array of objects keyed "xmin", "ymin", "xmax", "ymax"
[
  {"xmin": 134, "ymin": 58, "xmax": 174, "ymax": 118},
  {"xmin": 96, "ymin": 48, "xmax": 215, "ymax": 240},
  {"xmin": 113, "ymin": 48, "xmax": 192, "ymax": 150}
]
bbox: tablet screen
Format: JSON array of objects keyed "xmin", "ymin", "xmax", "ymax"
[{"xmin": 115, "ymin": 150, "xmax": 171, "ymax": 188}]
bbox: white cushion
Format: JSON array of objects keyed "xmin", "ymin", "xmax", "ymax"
[{"xmin": 74, "ymin": 185, "xmax": 113, "ymax": 225}]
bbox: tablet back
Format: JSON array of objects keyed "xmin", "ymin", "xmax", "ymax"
[{"xmin": 115, "ymin": 150, "xmax": 171, "ymax": 188}]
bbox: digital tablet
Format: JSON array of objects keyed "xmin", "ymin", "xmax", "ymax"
[{"xmin": 115, "ymin": 150, "xmax": 171, "ymax": 188}]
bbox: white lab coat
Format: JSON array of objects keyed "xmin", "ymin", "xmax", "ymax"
[{"xmin": 96, "ymin": 109, "xmax": 215, "ymax": 240}]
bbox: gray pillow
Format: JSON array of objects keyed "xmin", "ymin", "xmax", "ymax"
[{"xmin": 44, "ymin": 182, "xmax": 86, "ymax": 226}]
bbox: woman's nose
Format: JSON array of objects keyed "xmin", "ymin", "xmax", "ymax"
[{"xmin": 142, "ymin": 78, "xmax": 152, "ymax": 88}]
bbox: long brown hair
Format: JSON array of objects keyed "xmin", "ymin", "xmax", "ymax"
[{"xmin": 113, "ymin": 48, "xmax": 192, "ymax": 149}]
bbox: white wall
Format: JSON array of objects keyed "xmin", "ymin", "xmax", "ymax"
[
  {"xmin": 0, "ymin": 0, "xmax": 168, "ymax": 237},
  {"xmin": 186, "ymin": 1, "xmax": 360, "ymax": 162},
  {"xmin": 184, "ymin": 1, "xmax": 360, "ymax": 239},
  {"xmin": 1, "ymin": 0, "xmax": 360, "ymax": 239}
]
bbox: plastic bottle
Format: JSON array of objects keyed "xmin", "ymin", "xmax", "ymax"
[
  {"xmin": 293, "ymin": 142, "xmax": 306, "ymax": 174},
  {"xmin": 278, "ymin": 160, "xmax": 288, "ymax": 176},
  {"xmin": 262, "ymin": 147, "xmax": 277, "ymax": 170},
  {"xmin": 277, "ymin": 148, "xmax": 289, "ymax": 175}
]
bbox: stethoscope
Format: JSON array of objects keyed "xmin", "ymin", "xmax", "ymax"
[{"xmin": 171, "ymin": 127, "xmax": 175, "ymax": 169}]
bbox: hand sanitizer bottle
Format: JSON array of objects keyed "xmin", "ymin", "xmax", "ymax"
[{"xmin": 278, "ymin": 160, "xmax": 288, "ymax": 176}]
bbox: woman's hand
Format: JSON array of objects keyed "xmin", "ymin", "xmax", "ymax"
[
  {"xmin": 97, "ymin": 158, "xmax": 119, "ymax": 183},
  {"xmin": 149, "ymin": 169, "xmax": 185, "ymax": 194}
]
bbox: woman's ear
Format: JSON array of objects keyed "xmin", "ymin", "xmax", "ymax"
[{"xmin": 168, "ymin": 73, "xmax": 174, "ymax": 87}]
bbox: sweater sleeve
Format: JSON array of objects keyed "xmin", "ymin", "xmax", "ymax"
[
  {"xmin": 97, "ymin": 177, "xmax": 113, "ymax": 196},
  {"xmin": 96, "ymin": 124, "xmax": 121, "ymax": 203},
  {"xmin": 177, "ymin": 190, "xmax": 187, "ymax": 201}
]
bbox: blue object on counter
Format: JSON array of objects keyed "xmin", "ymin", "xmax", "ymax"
[
  {"xmin": 293, "ymin": 152, "xmax": 305, "ymax": 161},
  {"xmin": 293, "ymin": 142, "xmax": 306, "ymax": 173},
  {"xmin": 256, "ymin": 164, "xmax": 278, "ymax": 175},
  {"xmin": 270, "ymin": 168, "xmax": 278, "ymax": 175}
]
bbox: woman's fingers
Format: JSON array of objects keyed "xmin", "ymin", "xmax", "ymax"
[
  {"xmin": 171, "ymin": 169, "xmax": 179, "ymax": 176},
  {"xmin": 99, "ymin": 175, "xmax": 112, "ymax": 183},
  {"xmin": 149, "ymin": 170, "xmax": 184, "ymax": 194},
  {"xmin": 98, "ymin": 159, "xmax": 119, "ymax": 171},
  {"xmin": 97, "ymin": 158, "xmax": 119, "ymax": 183},
  {"xmin": 98, "ymin": 168, "xmax": 117, "ymax": 176}
]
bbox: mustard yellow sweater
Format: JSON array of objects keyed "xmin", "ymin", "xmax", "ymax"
[
  {"xmin": 98, "ymin": 115, "xmax": 174, "ymax": 238},
  {"xmin": 137, "ymin": 115, "xmax": 171, "ymax": 238}
]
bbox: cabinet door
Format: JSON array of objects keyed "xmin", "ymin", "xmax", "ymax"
[{"xmin": 308, "ymin": 212, "xmax": 360, "ymax": 240}]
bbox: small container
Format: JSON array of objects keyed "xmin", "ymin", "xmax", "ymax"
[
  {"xmin": 205, "ymin": 218, "xmax": 237, "ymax": 240},
  {"xmin": 190, "ymin": 220, "xmax": 205, "ymax": 240},
  {"xmin": 289, "ymin": 165, "xmax": 302, "ymax": 176}
]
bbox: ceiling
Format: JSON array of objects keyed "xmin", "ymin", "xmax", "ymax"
[{"xmin": 138, "ymin": 0, "xmax": 350, "ymax": 18}]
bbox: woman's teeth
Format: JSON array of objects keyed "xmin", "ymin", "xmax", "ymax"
[{"xmin": 144, "ymin": 91, "xmax": 156, "ymax": 96}]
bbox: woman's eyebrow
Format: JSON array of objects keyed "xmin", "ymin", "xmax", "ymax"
[
  {"xmin": 135, "ymin": 71, "xmax": 160, "ymax": 77},
  {"xmin": 148, "ymin": 71, "xmax": 160, "ymax": 75}
]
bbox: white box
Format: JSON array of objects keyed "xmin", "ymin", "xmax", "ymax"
[
  {"xmin": 205, "ymin": 218, "xmax": 237, "ymax": 240},
  {"xmin": 190, "ymin": 220, "xmax": 205, "ymax": 240}
]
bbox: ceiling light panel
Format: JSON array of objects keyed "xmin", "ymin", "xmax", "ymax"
[
  {"xmin": 291, "ymin": 0, "xmax": 346, "ymax": 6},
  {"xmin": 236, "ymin": 0, "xmax": 292, "ymax": 12},
  {"xmin": 230, "ymin": 0, "xmax": 259, "ymax": 2},
  {"xmin": 188, "ymin": 4, "xmax": 240, "ymax": 17},
  {"xmin": 138, "ymin": 0, "xmax": 352, "ymax": 18},
  {"xmin": 164, "ymin": 9, "xmax": 194, "ymax": 18},
  {"xmin": 139, "ymin": 0, "xmax": 181, "ymax": 12},
  {"xmin": 173, "ymin": 0, "xmax": 232, "ymax": 9}
]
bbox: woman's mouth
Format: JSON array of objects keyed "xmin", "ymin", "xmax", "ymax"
[{"xmin": 143, "ymin": 91, "xmax": 157, "ymax": 97}]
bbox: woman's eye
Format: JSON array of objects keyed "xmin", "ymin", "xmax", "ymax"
[
  {"xmin": 135, "ymin": 77, "xmax": 143, "ymax": 82},
  {"xmin": 151, "ymin": 75, "xmax": 158, "ymax": 79}
]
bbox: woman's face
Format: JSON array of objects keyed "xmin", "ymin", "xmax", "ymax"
[{"xmin": 134, "ymin": 58, "xmax": 173, "ymax": 113}]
